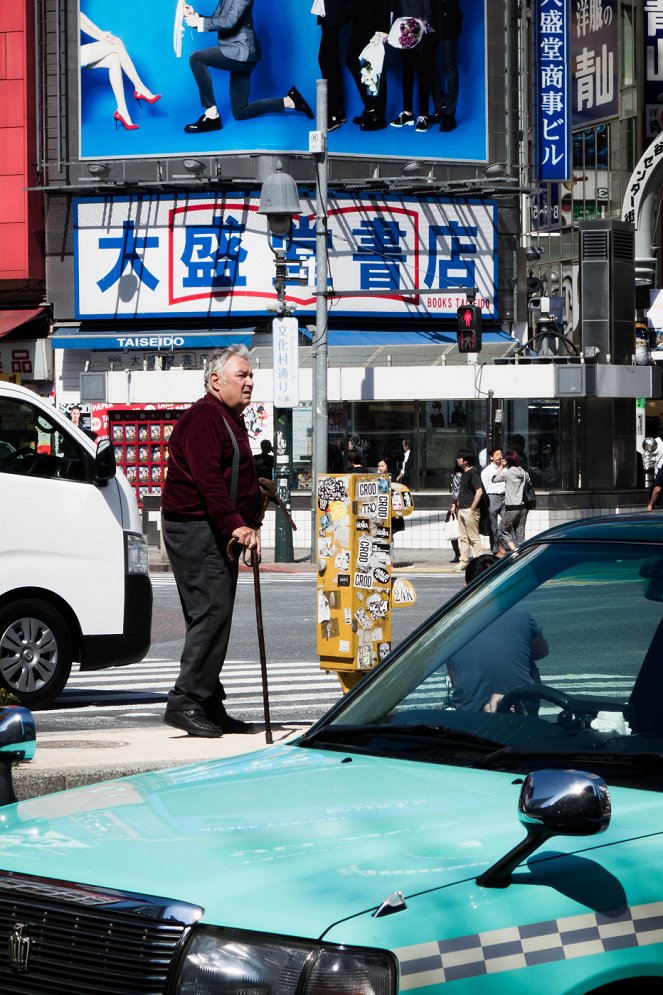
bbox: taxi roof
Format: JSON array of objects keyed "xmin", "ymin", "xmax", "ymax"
[{"xmin": 526, "ymin": 513, "xmax": 663, "ymax": 546}]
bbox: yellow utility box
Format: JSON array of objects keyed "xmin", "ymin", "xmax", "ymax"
[{"xmin": 316, "ymin": 473, "xmax": 413, "ymax": 692}]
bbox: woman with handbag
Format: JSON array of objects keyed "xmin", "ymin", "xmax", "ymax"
[
  {"xmin": 445, "ymin": 465, "xmax": 462, "ymax": 563},
  {"xmin": 494, "ymin": 451, "xmax": 530, "ymax": 551}
]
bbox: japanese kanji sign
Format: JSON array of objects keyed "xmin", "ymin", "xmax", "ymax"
[
  {"xmin": 644, "ymin": 0, "xmax": 663, "ymax": 142},
  {"xmin": 571, "ymin": 0, "xmax": 618, "ymax": 127},
  {"xmin": 74, "ymin": 194, "xmax": 498, "ymax": 320},
  {"xmin": 272, "ymin": 317, "xmax": 299, "ymax": 408},
  {"xmin": 534, "ymin": 0, "xmax": 571, "ymax": 182}
]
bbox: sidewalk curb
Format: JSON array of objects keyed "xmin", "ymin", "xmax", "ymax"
[{"xmin": 14, "ymin": 724, "xmax": 307, "ymax": 801}]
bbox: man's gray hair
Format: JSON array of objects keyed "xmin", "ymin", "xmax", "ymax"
[{"xmin": 203, "ymin": 344, "xmax": 251, "ymax": 389}]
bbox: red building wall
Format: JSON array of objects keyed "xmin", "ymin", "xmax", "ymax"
[{"xmin": 0, "ymin": 3, "xmax": 44, "ymax": 283}]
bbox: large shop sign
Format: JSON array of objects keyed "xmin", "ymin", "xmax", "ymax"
[{"xmin": 73, "ymin": 194, "xmax": 497, "ymax": 320}]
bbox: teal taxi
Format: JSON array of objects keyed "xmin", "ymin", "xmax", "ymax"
[{"xmin": 0, "ymin": 514, "xmax": 662, "ymax": 993}]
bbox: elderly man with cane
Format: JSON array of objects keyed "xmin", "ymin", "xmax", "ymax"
[{"xmin": 160, "ymin": 345, "xmax": 262, "ymax": 738}]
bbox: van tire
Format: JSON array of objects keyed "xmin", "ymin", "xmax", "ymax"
[{"xmin": 0, "ymin": 600, "xmax": 73, "ymax": 708}]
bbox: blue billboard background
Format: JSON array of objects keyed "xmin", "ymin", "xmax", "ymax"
[{"xmin": 79, "ymin": 0, "xmax": 487, "ymax": 161}]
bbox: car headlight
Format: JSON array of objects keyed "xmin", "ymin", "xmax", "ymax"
[
  {"xmin": 172, "ymin": 928, "xmax": 397, "ymax": 994},
  {"xmin": 126, "ymin": 532, "xmax": 149, "ymax": 575}
]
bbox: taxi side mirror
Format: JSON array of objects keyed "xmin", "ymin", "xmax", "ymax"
[
  {"xmin": 476, "ymin": 769, "xmax": 611, "ymax": 888},
  {"xmin": 0, "ymin": 706, "xmax": 36, "ymax": 806}
]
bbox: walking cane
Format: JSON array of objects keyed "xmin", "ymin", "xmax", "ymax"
[
  {"xmin": 251, "ymin": 547, "xmax": 273, "ymax": 745},
  {"xmin": 230, "ymin": 482, "xmax": 296, "ymax": 745}
]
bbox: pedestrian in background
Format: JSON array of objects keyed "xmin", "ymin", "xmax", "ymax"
[
  {"xmin": 161, "ymin": 345, "xmax": 260, "ymax": 738},
  {"xmin": 494, "ymin": 450, "xmax": 528, "ymax": 550},
  {"xmin": 481, "ymin": 447, "xmax": 506, "ymax": 557},
  {"xmin": 396, "ymin": 438, "xmax": 412, "ymax": 485},
  {"xmin": 450, "ymin": 449, "xmax": 483, "ymax": 572},
  {"xmin": 647, "ymin": 463, "xmax": 663, "ymax": 510},
  {"xmin": 346, "ymin": 435, "xmax": 365, "ymax": 471},
  {"xmin": 445, "ymin": 463, "xmax": 461, "ymax": 563},
  {"xmin": 254, "ymin": 438, "xmax": 274, "ymax": 479}
]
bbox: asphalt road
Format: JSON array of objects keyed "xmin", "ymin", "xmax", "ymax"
[{"xmin": 35, "ymin": 573, "xmax": 463, "ymax": 733}]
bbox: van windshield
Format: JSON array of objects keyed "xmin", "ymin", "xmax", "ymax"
[{"xmin": 0, "ymin": 399, "xmax": 89, "ymax": 483}]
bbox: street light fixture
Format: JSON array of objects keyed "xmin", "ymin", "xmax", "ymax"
[{"xmin": 258, "ymin": 162, "xmax": 302, "ymax": 563}]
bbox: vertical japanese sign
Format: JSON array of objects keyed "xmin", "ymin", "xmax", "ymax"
[
  {"xmin": 272, "ymin": 317, "xmax": 299, "ymax": 408},
  {"xmin": 571, "ymin": 0, "xmax": 618, "ymax": 127},
  {"xmin": 645, "ymin": 0, "xmax": 663, "ymax": 142},
  {"xmin": 534, "ymin": 0, "xmax": 571, "ymax": 182}
]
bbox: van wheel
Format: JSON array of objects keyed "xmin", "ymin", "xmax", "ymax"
[{"xmin": 0, "ymin": 601, "xmax": 72, "ymax": 708}]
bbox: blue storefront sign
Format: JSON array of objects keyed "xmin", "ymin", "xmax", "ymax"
[{"xmin": 534, "ymin": 0, "xmax": 571, "ymax": 182}]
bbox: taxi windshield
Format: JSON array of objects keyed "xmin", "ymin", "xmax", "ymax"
[{"xmin": 305, "ymin": 541, "xmax": 663, "ymax": 786}]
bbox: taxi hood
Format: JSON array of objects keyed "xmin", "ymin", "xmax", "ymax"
[{"xmin": 0, "ymin": 745, "xmax": 642, "ymax": 940}]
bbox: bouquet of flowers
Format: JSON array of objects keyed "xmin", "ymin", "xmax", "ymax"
[
  {"xmin": 358, "ymin": 34, "xmax": 386, "ymax": 97},
  {"xmin": 387, "ymin": 17, "xmax": 432, "ymax": 50},
  {"xmin": 173, "ymin": 0, "xmax": 185, "ymax": 57}
]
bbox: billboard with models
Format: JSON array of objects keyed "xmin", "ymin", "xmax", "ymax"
[{"xmin": 78, "ymin": 0, "xmax": 487, "ymax": 161}]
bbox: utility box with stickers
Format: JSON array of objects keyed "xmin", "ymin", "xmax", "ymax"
[{"xmin": 316, "ymin": 473, "xmax": 414, "ymax": 692}]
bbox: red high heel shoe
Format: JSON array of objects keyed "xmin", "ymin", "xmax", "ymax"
[
  {"xmin": 114, "ymin": 110, "xmax": 139, "ymax": 131},
  {"xmin": 134, "ymin": 91, "xmax": 161, "ymax": 105}
]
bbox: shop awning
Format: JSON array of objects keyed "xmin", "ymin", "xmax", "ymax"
[
  {"xmin": 0, "ymin": 308, "xmax": 47, "ymax": 338},
  {"xmin": 250, "ymin": 327, "xmax": 519, "ymax": 369},
  {"xmin": 51, "ymin": 327, "xmax": 255, "ymax": 350},
  {"xmin": 325, "ymin": 329, "xmax": 515, "ymax": 347}
]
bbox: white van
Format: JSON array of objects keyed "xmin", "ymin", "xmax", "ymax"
[{"xmin": 0, "ymin": 382, "xmax": 152, "ymax": 707}]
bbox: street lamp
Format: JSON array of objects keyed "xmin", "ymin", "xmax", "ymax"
[
  {"xmin": 258, "ymin": 162, "xmax": 301, "ymax": 562},
  {"xmin": 259, "ymin": 161, "xmax": 301, "ymax": 308}
]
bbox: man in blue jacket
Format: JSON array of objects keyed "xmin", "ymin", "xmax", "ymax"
[{"xmin": 182, "ymin": 0, "xmax": 313, "ymax": 132}]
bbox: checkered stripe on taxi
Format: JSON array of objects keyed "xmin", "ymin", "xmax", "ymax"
[{"xmin": 395, "ymin": 901, "xmax": 663, "ymax": 988}]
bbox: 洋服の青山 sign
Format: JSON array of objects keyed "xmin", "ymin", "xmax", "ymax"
[{"xmin": 74, "ymin": 193, "xmax": 498, "ymax": 321}]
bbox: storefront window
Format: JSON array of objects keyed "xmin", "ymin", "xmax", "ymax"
[
  {"xmin": 302, "ymin": 399, "xmax": 567, "ymax": 493},
  {"xmin": 502, "ymin": 399, "xmax": 567, "ymax": 489}
]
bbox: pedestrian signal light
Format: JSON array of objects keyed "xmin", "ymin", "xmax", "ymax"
[{"xmin": 456, "ymin": 305, "xmax": 482, "ymax": 352}]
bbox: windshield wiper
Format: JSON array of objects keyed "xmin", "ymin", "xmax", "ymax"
[
  {"xmin": 480, "ymin": 745, "xmax": 663, "ymax": 769},
  {"xmin": 300, "ymin": 723, "xmax": 502, "ymax": 754}
]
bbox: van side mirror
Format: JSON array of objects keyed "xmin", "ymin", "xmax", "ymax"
[
  {"xmin": 477, "ymin": 770, "xmax": 611, "ymax": 888},
  {"xmin": 94, "ymin": 437, "xmax": 116, "ymax": 484},
  {"xmin": 0, "ymin": 707, "xmax": 36, "ymax": 806}
]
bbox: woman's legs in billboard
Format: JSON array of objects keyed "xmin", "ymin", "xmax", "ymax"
[{"xmin": 81, "ymin": 39, "xmax": 158, "ymax": 129}]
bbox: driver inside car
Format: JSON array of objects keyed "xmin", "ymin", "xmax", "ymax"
[{"xmin": 447, "ymin": 554, "xmax": 549, "ymax": 713}]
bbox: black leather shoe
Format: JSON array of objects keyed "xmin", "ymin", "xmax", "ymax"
[
  {"xmin": 164, "ymin": 708, "xmax": 223, "ymax": 737},
  {"xmin": 360, "ymin": 112, "xmax": 387, "ymax": 132},
  {"xmin": 328, "ymin": 115, "xmax": 343, "ymax": 132},
  {"xmin": 205, "ymin": 700, "xmax": 255, "ymax": 734},
  {"xmin": 184, "ymin": 113, "xmax": 222, "ymax": 134},
  {"xmin": 288, "ymin": 86, "xmax": 314, "ymax": 119},
  {"xmin": 439, "ymin": 113, "xmax": 457, "ymax": 132}
]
